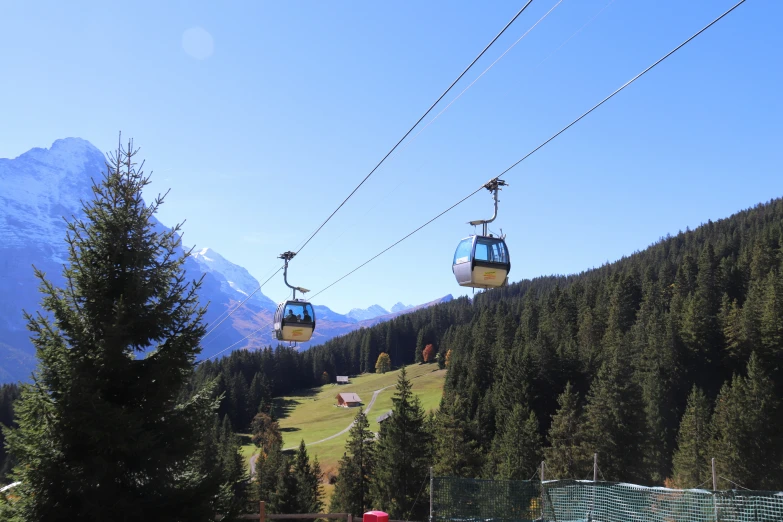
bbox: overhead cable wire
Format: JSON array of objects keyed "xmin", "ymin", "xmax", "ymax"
[
  {"xmin": 308, "ymin": 0, "xmax": 748, "ymax": 301},
  {"xmin": 202, "ymin": 1, "xmax": 540, "ymax": 331},
  {"xmin": 200, "ymin": 289, "xmax": 293, "ymax": 363},
  {"xmin": 199, "ymin": 1, "xmax": 540, "ymax": 331},
  {"xmin": 536, "ymin": 0, "xmax": 618, "ymax": 68},
  {"xmin": 394, "ymin": 0, "xmax": 566, "ymax": 158},
  {"xmin": 494, "ymin": 0, "xmax": 749, "ymax": 180},
  {"xmin": 308, "ymin": 185, "xmax": 486, "ymax": 301},
  {"xmin": 201, "ymin": 320, "xmax": 274, "ymax": 363},
  {"xmin": 199, "ymin": 262, "xmax": 285, "ymax": 340},
  {"xmin": 292, "ymin": 0, "xmax": 537, "ymax": 257},
  {"xmin": 199, "ymin": 265, "xmax": 283, "ymax": 341}
]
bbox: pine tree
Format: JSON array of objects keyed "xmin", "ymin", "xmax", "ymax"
[
  {"xmin": 545, "ymin": 383, "xmax": 588, "ymax": 479},
  {"xmin": 254, "ymin": 442, "xmax": 292, "ymax": 511},
  {"xmin": 708, "ymin": 353, "xmax": 782, "ymax": 489},
  {"xmin": 760, "ymin": 270, "xmax": 783, "ymax": 381},
  {"xmin": 268, "ymin": 446, "xmax": 298, "ymax": 514},
  {"xmin": 3, "ymin": 138, "xmax": 227, "ymax": 521},
  {"xmin": 293, "ymin": 441, "xmax": 323, "ymax": 514},
  {"xmin": 371, "ymin": 366, "xmax": 431, "ymax": 519},
  {"xmin": 216, "ymin": 415, "xmax": 249, "ymax": 518},
  {"xmin": 579, "ymin": 351, "xmax": 647, "ymax": 483},
  {"xmin": 330, "ymin": 410, "xmax": 375, "ymax": 516},
  {"xmin": 494, "ymin": 344, "xmax": 532, "ymax": 419},
  {"xmin": 495, "ymin": 404, "xmax": 542, "ymax": 480},
  {"xmin": 361, "ymin": 332, "xmax": 377, "ymax": 374},
  {"xmin": 433, "ymin": 396, "xmax": 481, "ymax": 478},
  {"xmin": 415, "ymin": 329, "xmax": 425, "ymax": 364},
  {"xmin": 670, "ymin": 386, "xmax": 711, "ymax": 488},
  {"xmin": 0, "ymin": 384, "xmax": 21, "ymax": 481},
  {"xmin": 721, "ymin": 296, "xmax": 745, "ymax": 363}
]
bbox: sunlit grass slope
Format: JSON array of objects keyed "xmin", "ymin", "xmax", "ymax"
[{"xmin": 241, "ymin": 363, "xmax": 446, "ymax": 505}]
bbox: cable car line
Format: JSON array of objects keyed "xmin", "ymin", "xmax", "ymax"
[
  {"xmin": 395, "ymin": 0, "xmax": 566, "ymax": 158},
  {"xmin": 202, "ymin": 320, "xmax": 274, "ymax": 363},
  {"xmin": 308, "ymin": 182, "xmax": 488, "ymax": 301},
  {"xmin": 200, "ymin": 289, "xmax": 293, "ymax": 363},
  {"xmin": 305, "ymin": 0, "xmax": 749, "ymax": 302},
  {"xmin": 494, "ymin": 0, "xmax": 749, "ymax": 181},
  {"xmin": 199, "ymin": 265, "xmax": 283, "ymax": 342},
  {"xmin": 536, "ymin": 0, "xmax": 618, "ymax": 68},
  {"xmin": 197, "ymin": 0, "xmax": 540, "ymax": 340},
  {"xmin": 206, "ymin": 0, "xmax": 749, "ymax": 358},
  {"xmin": 199, "ymin": 263, "xmax": 286, "ymax": 345},
  {"xmin": 291, "ymin": 0, "xmax": 537, "ymax": 258}
]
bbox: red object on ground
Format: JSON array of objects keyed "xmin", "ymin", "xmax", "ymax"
[{"xmin": 363, "ymin": 511, "xmax": 389, "ymax": 522}]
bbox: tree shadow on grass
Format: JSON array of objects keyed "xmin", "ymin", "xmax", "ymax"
[{"xmin": 273, "ymin": 388, "xmax": 319, "ymax": 420}]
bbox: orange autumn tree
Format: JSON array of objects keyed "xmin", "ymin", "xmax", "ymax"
[
  {"xmin": 445, "ymin": 349, "xmax": 452, "ymax": 368},
  {"xmin": 375, "ymin": 352, "xmax": 391, "ymax": 374},
  {"xmin": 250, "ymin": 412, "xmax": 283, "ymax": 455},
  {"xmin": 422, "ymin": 344, "xmax": 435, "ymax": 363}
]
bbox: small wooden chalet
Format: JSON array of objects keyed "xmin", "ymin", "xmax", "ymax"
[
  {"xmin": 336, "ymin": 392, "xmax": 361, "ymax": 408},
  {"xmin": 336, "ymin": 376, "xmax": 349, "ymax": 385}
]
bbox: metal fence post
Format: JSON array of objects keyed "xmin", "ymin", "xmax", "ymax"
[
  {"xmin": 712, "ymin": 458, "xmax": 719, "ymax": 521},
  {"xmin": 429, "ymin": 466, "xmax": 434, "ymax": 522}
]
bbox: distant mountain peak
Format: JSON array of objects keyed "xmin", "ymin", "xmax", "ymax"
[
  {"xmin": 0, "ymin": 137, "xmax": 106, "ymax": 254},
  {"xmin": 347, "ymin": 304, "xmax": 389, "ymax": 322},
  {"xmin": 391, "ymin": 302, "xmax": 413, "ymax": 313}
]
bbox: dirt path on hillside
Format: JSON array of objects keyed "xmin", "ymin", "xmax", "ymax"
[
  {"xmin": 250, "ymin": 371, "xmax": 435, "ymax": 475},
  {"xmin": 250, "ymin": 384, "xmax": 392, "ymax": 476},
  {"xmin": 282, "ymin": 383, "xmax": 394, "ymax": 451}
]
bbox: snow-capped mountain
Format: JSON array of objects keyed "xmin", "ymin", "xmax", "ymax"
[
  {"xmin": 190, "ymin": 247, "xmax": 277, "ymax": 310},
  {"xmin": 0, "ymin": 138, "xmax": 452, "ymax": 383},
  {"xmin": 356, "ymin": 294, "xmax": 454, "ymax": 328},
  {"xmin": 0, "ymin": 138, "xmax": 99, "ymax": 254},
  {"xmin": 346, "ymin": 304, "xmax": 389, "ymax": 322},
  {"xmin": 391, "ymin": 302, "xmax": 413, "ymax": 313}
]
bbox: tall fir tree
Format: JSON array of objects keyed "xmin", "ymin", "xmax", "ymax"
[
  {"xmin": 293, "ymin": 441, "xmax": 323, "ymax": 515},
  {"xmin": 0, "ymin": 383, "xmax": 21, "ymax": 481},
  {"xmin": 433, "ymin": 396, "xmax": 481, "ymax": 478},
  {"xmin": 579, "ymin": 350, "xmax": 647, "ymax": 483},
  {"xmin": 371, "ymin": 367, "xmax": 431, "ymax": 519},
  {"xmin": 254, "ymin": 442, "xmax": 295, "ymax": 513},
  {"xmin": 494, "ymin": 404, "xmax": 542, "ymax": 480},
  {"xmin": 3, "ymin": 138, "xmax": 229, "ymax": 521},
  {"xmin": 545, "ymin": 383, "xmax": 588, "ymax": 479},
  {"xmin": 760, "ymin": 269, "xmax": 783, "ymax": 389},
  {"xmin": 708, "ymin": 353, "xmax": 782, "ymax": 489},
  {"xmin": 670, "ymin": 386, "xmax": 711, "ymax": 488},
  {"xmin": 214, "ymin": 415, "xmax": 249, "ymax": 518},
  {"xmin": 330, "ymin": 410, "xmax": 375, "ymax": 516}
]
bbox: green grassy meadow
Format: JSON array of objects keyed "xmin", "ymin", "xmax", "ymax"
[{"xmin": 241, "ymin": 363, "xmax": 446, "ymax": 504}]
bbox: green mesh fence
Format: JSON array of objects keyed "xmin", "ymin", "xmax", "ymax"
[
  {"xmin": 431, "ymin": 477, "xmax": 783, "ymax": 522},
  {"xmin": 431, "ymin": 477, "xmax": 543, "ymax": 522}
]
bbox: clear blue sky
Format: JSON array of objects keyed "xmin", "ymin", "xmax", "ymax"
[{"xmin": 1, "ymin": 0, "xmax": 781, "ymax": 314}]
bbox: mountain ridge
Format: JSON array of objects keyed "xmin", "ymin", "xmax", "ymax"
[{"xmin": 0, "ymin": 138, "xmax": 452, "ymax": 382}]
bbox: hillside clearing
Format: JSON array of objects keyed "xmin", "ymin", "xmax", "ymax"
[{"xmin": 241, "ymin": 364, "xmax": 446, "ymax": 496}]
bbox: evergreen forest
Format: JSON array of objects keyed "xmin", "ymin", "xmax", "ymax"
[
  {"xmin": 194, "ymin": 197, "xmax": 783, "ymax": 492},
  {"xmin": 3, "ymin": 160, "xmax": 783, "ymax": 517}
]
